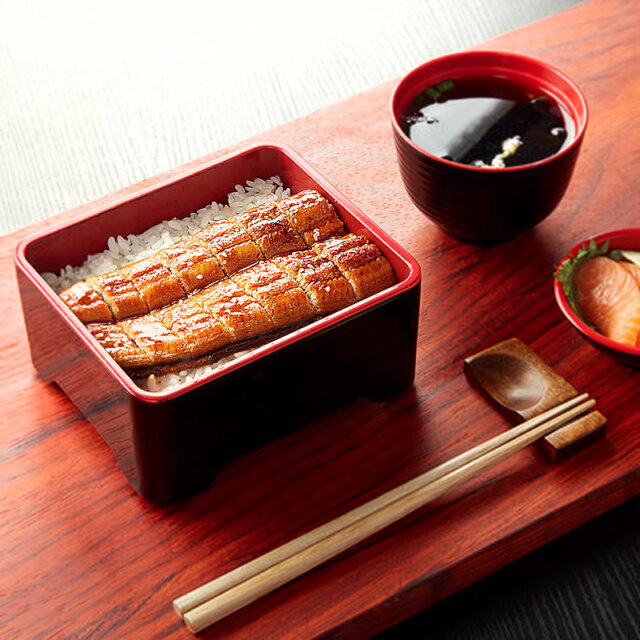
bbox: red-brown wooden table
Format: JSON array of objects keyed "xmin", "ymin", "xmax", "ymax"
[{"xmin": 1, "ymin": 0, "xmax": 638, "ymax": 637}]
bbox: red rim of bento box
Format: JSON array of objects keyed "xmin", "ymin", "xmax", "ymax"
[
  {"xmin": 553, "ymin": 227, "xmax": 640, "ymax": 358},
  {"xmin": 15, "ymin": 142, "xmax": 421, "ymax": 403}
]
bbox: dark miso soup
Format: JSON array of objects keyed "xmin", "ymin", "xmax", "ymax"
[{"xmin": 401, "ymin": 77, "xmax": 574, "ymax": 168}]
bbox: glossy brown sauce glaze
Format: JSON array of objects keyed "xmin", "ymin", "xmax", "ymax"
[
  {"xmin": 87, "ymin": 233, "xmax": 396, "ymax": 375},
  {"xmin": 60, "ymin": 190, "xmax": 345, "ymax": 323}
]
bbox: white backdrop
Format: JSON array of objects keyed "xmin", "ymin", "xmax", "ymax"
[{"xmin": 0, "ymin": 0, "xmax": 581, "ymax": 233}]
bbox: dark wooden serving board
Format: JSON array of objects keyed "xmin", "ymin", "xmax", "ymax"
[{"xmin": 1, "ymin": 0, "xmax": 639, "ymax": 638}]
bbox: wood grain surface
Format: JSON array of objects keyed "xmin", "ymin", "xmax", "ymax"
[
  {"xmin": 379, "ymin": 494, "xmax": 640, "ymax": 640},
  {"xmin": 1, "ymin": 0, "xmax": 639, "ymax": 638}
]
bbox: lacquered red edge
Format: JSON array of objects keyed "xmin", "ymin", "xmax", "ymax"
[
  {"xmin": 553, "ymin": 227, "xmax": 640, "ymax": 358},
  {"xmin": 390, "ymin": 50, "xmax": 589, "ymax": 173},
  {"xmin": 15, "ymin": 142, "xmax": 422, "ymax": 404}
]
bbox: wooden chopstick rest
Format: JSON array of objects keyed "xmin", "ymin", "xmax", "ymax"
[
  {"xmin": 542, "ymin": 410, "xmax": 606, "ymax": 461},
  {"xmin": 464, "ymin": 338, "xmax": 606, "ymax": 460},
  {"xmin": 174, "ymin": 395, "xmax": 595, "ymax": 633}
]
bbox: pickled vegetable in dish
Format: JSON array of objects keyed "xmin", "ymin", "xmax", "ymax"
[
  {"xmin": 401, "ymin": 77, "xmax": 573, "ymax": 168},
  {"xmin": 555, "ymin": 240, "xmax": 640, "ymax": 347}
]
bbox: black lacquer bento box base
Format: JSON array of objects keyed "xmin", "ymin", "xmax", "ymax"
[{"xmin": 15, "ymin": 143, "xmax": 421, "ymax": 505}]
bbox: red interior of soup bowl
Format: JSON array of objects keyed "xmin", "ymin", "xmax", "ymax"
[{"xmin": 554, "ymin": 228, "xmax": 640, "ymax": 364}]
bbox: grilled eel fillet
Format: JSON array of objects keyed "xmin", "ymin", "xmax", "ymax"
[
  {"xmin": 87, "ymin": 234, "xmax": 396, "ymax": 374},
  {"xmin": 60, "ymin": 190, "xmax": 345, "ymax": 324}
]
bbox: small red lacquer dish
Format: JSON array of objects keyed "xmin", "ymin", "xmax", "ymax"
[{"xmin": 554, "ymin": 228, "xmax": 640, "ymax": 368}]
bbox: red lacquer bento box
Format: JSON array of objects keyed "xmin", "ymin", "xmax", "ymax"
[{"xmin": 14, "ymin": 143, "xmax": 421, "ymax": 504}]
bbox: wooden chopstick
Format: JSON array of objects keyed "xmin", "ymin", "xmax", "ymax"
[
  {"xmin": 173, "ymin": 393, "xmax": 589, "ymax": 618},
  {"xmin": 175, "ymin": 394, "xmax": 594, "ymax": 633}
]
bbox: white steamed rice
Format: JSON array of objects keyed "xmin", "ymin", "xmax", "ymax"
[{"xmin": 41, "ymin": 176, "xmax": 291, "ymax": 393}]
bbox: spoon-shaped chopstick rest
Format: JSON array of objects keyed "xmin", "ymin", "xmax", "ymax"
[{"xmin": 464, "ymin": 338, "xmax": 606, "ymax": 461}]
